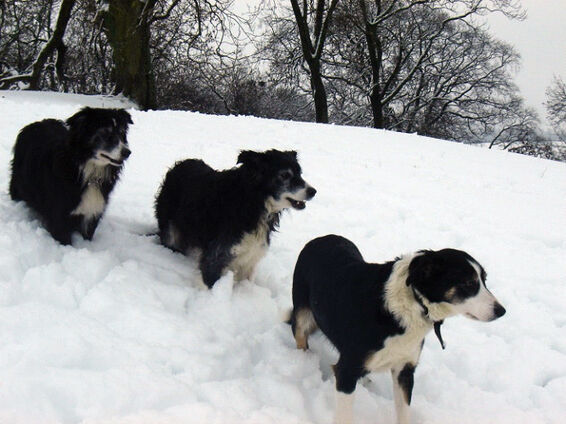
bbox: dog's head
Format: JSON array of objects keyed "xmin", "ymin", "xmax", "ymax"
[
  {"xmin": 407, "ymin": 249, "xmax": 505, "ymax": 322},
  {"xmin": 237, "ymin": 149, "xmax": 316, "ymax": 212},
  {"xmin": 66, "ymin": 107, "xmax": 133, "ymax": 167}
]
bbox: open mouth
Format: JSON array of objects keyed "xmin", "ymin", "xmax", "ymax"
[
  {"xmin": 100, "ymin": 153, "xmax": 124, "ymax": 166},
  {"xmin": 286, "ymin": 197, "xmax": 306, "ymax": 210}
]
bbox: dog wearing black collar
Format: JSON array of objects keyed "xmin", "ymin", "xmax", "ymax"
[{"xmin": 289, "ymin": 234, "xmax": 506, "ymax": 424}]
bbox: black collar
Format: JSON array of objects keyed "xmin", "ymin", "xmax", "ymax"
[{"xmin": 412, "ymin": 288, "xmax": 446, "ymax": 350}]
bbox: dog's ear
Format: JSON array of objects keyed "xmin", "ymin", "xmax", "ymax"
[
  {"xmin": 237, "ymin": 150, "xmax": 263, "ymax": 167},
  {"xmin": 285, "ymin": 150, "xmax": 298, "ymax": 161},
  {"xmin": 406, "ymin": 251, "xmax": 442, "ymax": 288},
  {"xmin": 115, "ymin": 109, "xmax": 133, "ymax": 126},
  {"xmin": 66, "ymin": 108, "xmax": 91, "ymax": 140}
]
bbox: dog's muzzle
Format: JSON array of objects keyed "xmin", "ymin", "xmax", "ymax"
[{"xmin": 287, "ymin": 185, "xmax": 317, "ymax": 210}]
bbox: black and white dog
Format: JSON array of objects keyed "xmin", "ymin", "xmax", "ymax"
[
  {"xmin": 290, "ymin": 235, "xmax": 506, "ymax": 424},
  {"xmin": 155, "ymin": 149, "xmax": 316, "ymax": 288},
  {"xmin": 9, "ymin": 107, "xmax": 132, "ymax": 245}
]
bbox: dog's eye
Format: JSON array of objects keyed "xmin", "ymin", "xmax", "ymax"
[
  {"xmin": 279, "ymin": 170, "xmax": 293, "ymax": 180},
  {"xmin": 460, "ymin": 280, "xmax": 478, "ymax": 293}
]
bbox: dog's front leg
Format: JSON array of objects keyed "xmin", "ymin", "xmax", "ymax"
[
  {"xmin": 333, "ymin": 357, "xmax": 361, "ymax": 424},
  {"xmin": 335, "ymin": 390, "xmax": 355, "ymax": 424},
  {"xmin": 391, "ymin": 363, "xmax": 415, "ymax": 424},
  {"xmin": 47, "ymin": 220, "xmax": 73, "ymax": 246},
  {"xmin": 199, "ymin": 244, "xmax": 233, "ymax": 288}
]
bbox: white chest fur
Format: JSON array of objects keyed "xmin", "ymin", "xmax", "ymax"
[
  {"xmin": 364, "ymin": 253, "xmax": 433, "ymax": 371},
  {"xmin": 71, "ymin": 183, "xmax": 106, "ymax": 219},
  {"xmin": 71, "ymin": 160, "xmax": 110, "ymax": 220},
  {"xmin": 364, "ymin": 322, "xmax": 430, "ymax": 372},
  {"xmin": 229, "ymin": 215, "xmax": 270, "ymax": 281}
]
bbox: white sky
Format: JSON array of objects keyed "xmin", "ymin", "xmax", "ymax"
[{"xmin": 485, "ymin": 0, "xmax": 566, "ymax": 126}]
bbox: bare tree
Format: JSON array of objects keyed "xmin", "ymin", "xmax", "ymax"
[
  {"xmin": 256, "ymin": 6, "xmax": 312, "ymax": 104},
  {"xmin": 59, "ymin": 0, "xmax": 114, "ymax": 94},
  {"xmin": 309, "ymin": 0, "xmax": 538, "ymax": 150},
  {"xmin": 151, "ymin": 0, "xmax": 240, "ymax": 111},
  {"xmin": 1, "ymin": 1, "xmax": 47, "ymax": 81},
  {"xmin": 545, "ymin": 75, "xmax": 566, "ymax": 140},
  {"xmin": 335, "ymin": 0, "xmax": 524, "ymax": 129},
  {"xmin": 97, "ymin": 0, "xmax": 244, "ymax": 110},
  {"xmin": 0, "ymin": 0, "xmax": 257, "ymax": 113},
  {"xmin": 0, "ymin": 0, "xmax": 76, "ymax": 89},
  {"xmin": 1, "ymin": 0, "xmax": 55, "ymax": 83},
  {"xmin": 287, "ymin": 0, "xmax": 339, "ymax": 123}
]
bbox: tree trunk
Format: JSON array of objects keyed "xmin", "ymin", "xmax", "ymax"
[
  {"xmin": 369, "ymin": 86, "xmax": 384, "ymax": 129},
  {"xmin": 289, "ymin": 0, "xmax": 338, "ymax": 124},
  {"xmin": 309, "ymin": 61, "xmax": 329, "ymax": 123},
  {"xmin": 101, "ymin": 0, "xmax": 156, "ymax": 110},
  {"xmin": 364, "ymin": 22, "xmax": 384, "ymax": 129}
]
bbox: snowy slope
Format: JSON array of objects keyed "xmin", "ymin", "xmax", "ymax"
[{"xmin": 0, "ymin": 91, "xmax": 565, "ymax": 424}]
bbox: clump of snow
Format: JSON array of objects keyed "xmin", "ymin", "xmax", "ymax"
[{"xmin": 0, "ymin": 91, "xmax": 565, "ymax": 423}]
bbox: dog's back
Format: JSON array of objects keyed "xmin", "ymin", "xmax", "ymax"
[
  {"xmin": 292, "ymin": 235, "xmax": 366, "ymax": 315},
  {"xmin": 291, "ymin": 235, "xmax": 398, "ymax": 352},
  {"xmin": 10, "ymin": 119, "xmax": 78, "ymax": 205},
  {"xmin": 155, "ymin": 160, "xmax": 213, "ymax": 222},
  {"xmin": 156, "ymin": 159, "xmax": 224, "ymax": 250},
  {"xmin": 156, "ymin": 159, "xmax": 270, "ymax": 252}
]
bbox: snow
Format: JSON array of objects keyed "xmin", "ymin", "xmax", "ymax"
[{"xmin": 1, "ymin": 91, "xmax": 565, "ymax": 424}]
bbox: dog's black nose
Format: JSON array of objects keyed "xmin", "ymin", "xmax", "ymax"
[
  {"xmin": 306, "ymin": 186, "xmax": 317, "ymax": 199},
  {"xmin": 493, "ymin": 303, "xmax": 506, "ymax": 318},
  {"xmin": 122, "ymin": 147, "xmax": 131, "ymax": 159}
]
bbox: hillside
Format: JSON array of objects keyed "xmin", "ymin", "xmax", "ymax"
[{"xmin": 1, "ymin": 91, "xmax": 565, "ymax": 424}]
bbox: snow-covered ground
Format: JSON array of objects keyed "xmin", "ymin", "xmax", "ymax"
[{"xmin": 0, "ymin": 91, "xmax": 565, "ymax": 424}]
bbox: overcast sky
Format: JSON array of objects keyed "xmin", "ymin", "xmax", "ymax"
[{"xmin": 485, "ymin": 0, "xmax": 566, "ymax": 126}]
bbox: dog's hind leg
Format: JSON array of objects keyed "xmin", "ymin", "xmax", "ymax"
[
  {"xmin": 291, "ymin": 307, "xmax": 317, "ymax": 350},
  {"xmin": 291, "ymin": 269, "xmax": 317, "ymax": 350},
  {"xmin": 161, "ymin": 221, "xmax": 183, "ymax": 251},
  {"xmin": 391, "ymin": 363, "xmax": 416, "ymax": 424}
]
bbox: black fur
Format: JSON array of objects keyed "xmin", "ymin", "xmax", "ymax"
[
  {"xmin": 397, "ymin": 363, "xmax": 415, "ymax": 404},
  {"xmin": 291, "ymin": 235, "xmax": 401, "ymax": 394},
  {"xmin": 155, "ymin": 149, "xmax": 316, "ymax": 288},
  {"xmin": 290, "ymin": 234, "xmax": 506, "ymax": 422},
  {"xmin": 9, "ymin": 107, "xmax": 132, "ymax": 245}
]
